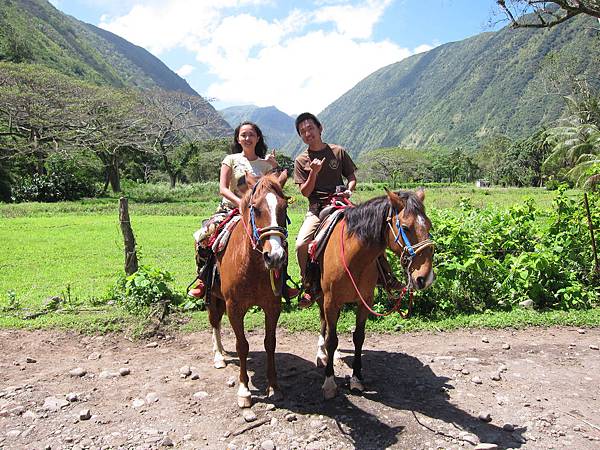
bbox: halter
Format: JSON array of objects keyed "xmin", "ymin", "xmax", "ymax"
[
  {"xmin": 339, "ymin": 200, "xmax": 434, "ymax": 317},
  {"xmin": 239, "ymin": 178, "xmax": 290, "ymax": 297},
  {"xmin": 242, "ymin": 179, "xmax": 290, "ymax": 250},
  {"xmin": 386, "ymin": 207, "xmax": 434, "ymax": 285}
]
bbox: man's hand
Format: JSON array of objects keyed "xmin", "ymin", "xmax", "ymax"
[
  {"xmin": 341, "ymin": 189, "xmax": 353, "ymax": 198},
  {"xmin": 309, "ymin": 157, "xmax": 325, "ymax": 175}
]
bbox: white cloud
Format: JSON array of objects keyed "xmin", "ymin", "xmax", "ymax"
[
  {"xmin": 314, "ymin": 0, "xmax": 392, "ymax": 39},
  {"xmin": 98, "ymin": 1, "xmax": 432, "ymax": 115},
  {"xmin": 176, "ymin": 64, "xmax": 195, "ymax": 78},
  {"xmin": 414, "ymin": 44, "xmax": 434, "ymax": 54}
]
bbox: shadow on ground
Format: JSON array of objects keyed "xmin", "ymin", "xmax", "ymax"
[{"xmin": 228, "ymin": 347, "xmax": 526, "ymax": 449}]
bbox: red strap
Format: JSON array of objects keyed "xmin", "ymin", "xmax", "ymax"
[{"xmin": 340, "ymin": 220, "xmax": 412, "ymax": 317}]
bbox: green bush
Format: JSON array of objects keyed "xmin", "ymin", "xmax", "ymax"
[
  {"xmin": 10, "ymin": 154, "xmax": 99, "ymax": 202},
  {"xmin": 378, "ymin": 188, "xmax": 599, "ymax": 318},
  {"xmin": 110, "ymin": 265, "xmax": 183, "ymax": 315}
]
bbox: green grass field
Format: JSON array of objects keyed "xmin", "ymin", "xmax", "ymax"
[{"xmin": 1, "ymin": 184, "xmax": 595, "ymax": 332}]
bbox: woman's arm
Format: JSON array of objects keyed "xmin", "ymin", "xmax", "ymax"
[{"xmin": 219, "ymin": 164, "xmax": 241, "ymax": 207}]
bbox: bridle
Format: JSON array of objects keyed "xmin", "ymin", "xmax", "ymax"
[
  {"xmin": 240, "ymin": 179, "xmax": 290, "ymax": 251},
  {"xmin": 339, "ymin": 200, "xmax": 434, "ymax": 318},
  {"xmin": 239, "ymin": 178, "xmax": 290, "ymax": 296},
  {"xmin": 386, "ymin": 207, "xmax": 434, "ymax": 288}
]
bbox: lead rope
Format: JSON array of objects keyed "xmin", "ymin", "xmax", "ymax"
[{"xmin": 340, "ymin": 220, "xmax": 413, "ymax": 317}]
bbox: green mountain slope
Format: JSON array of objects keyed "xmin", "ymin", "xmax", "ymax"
[
  {"xmin": 0, "ymin": 0, "xmax": 231, "ymax": 136},
  {"xmin": 220, "ymin": 105, "xmax": 296, "ymax": 149},
  {"xmin": 284, "ymin": 14, "xmax": 600, "ymax": 157}
]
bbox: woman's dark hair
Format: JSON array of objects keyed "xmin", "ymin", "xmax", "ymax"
[
  {"xmin": 231, "ymin": 121, "xmax": 268, "ymax": 158},
  {"xmin": 295, "ymin": 112, "xmax": 322, "ymax": 135}
]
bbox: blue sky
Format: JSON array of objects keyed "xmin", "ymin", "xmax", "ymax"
[{"xmin": 50, "ymin": 1, "xmax": 505, "ymax": 115}]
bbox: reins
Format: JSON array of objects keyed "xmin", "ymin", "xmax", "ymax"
[{"xmin": 340, "ymin": 220, "xmax": 414, "ymax": 318}]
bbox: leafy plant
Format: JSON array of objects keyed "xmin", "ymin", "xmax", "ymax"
[{"xmin": 110, "ymin": 265, "xmax": 183, "ymax": 316}]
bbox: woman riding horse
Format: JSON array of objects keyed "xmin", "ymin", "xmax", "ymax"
[{"xmin": 207, "ymin": 171, "xmax": 290, "ymax": 407}]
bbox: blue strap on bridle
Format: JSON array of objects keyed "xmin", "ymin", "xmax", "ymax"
[
  {"xmin": 249, "ymin": 180, "xmax": 261, "ymax": 243},
  {"xmin": 394, "ymin": 208, "xmax": 416, "ymax": 257}
]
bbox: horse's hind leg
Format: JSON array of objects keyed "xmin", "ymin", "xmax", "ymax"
[
  {"xmin": 227, "ymin": 306, "xmax": 252, "ymax": 408},
  {"xmin": 209, "ymin": 298, "xmax": 227, "ymax": 369},
  {"xmin": 322, "ymin": 300, "xmax": 341, "ymax": 400},
  {"xmin": 264, "ymin": 306, "xmax": 283, "ymax": 402},
  {"xmin": 350, "ymin": 305, "xmax": 368, "ymax": 393}
]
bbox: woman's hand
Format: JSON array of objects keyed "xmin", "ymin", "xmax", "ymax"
[{"xmin": 265, "ymin": 149, "xmax": 278, "ymax": 168}]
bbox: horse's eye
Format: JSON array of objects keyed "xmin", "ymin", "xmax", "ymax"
[
  {"xmin": 401, "ymin": 225, "xmax": 410, "ymax": 232},
  {"xmin": 252, "ymin": 206, "xmax": 261, "ymax": 216}
]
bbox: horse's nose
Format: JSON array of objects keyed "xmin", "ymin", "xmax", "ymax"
[
  {"xmin": 416, "ymin": 276, "xmax": 426, "ymax": 290},
  {"xmin": 263, "ymin": 250, "xmax": 284, "ymax": 269}
]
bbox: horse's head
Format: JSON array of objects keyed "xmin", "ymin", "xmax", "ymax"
[
  {"xmin": 242, "ymin": 171, "xmax": 289, "ymax": 270},
  {"xmin": 385, "ymin": 189, "xmax": 435, "ymax": 290}
]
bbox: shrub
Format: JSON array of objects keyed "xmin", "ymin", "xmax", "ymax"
[
  {"xmin": 110, "ymin": 265, "xmax": 183, "ymax": 315},
  {"xmin": 10, "ymin": 153, "xmax": 99, "ymax": 202}
]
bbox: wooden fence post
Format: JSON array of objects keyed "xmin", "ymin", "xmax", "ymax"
[
  {"xmin": 119, "ymin": 197, "xmax": 138, "ymax": 276},
  {"xmin": 584, "ymin": 193, "xmax": 599, "ymax": 274}
]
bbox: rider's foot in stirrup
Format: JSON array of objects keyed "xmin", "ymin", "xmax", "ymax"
[
  {"xmin": 283, "ymin": 285, "xmax": 300, "ymax": 300},
  {"xmin": 188, "ymin": 280, "xmax": 206, "ymax": 298},
  {"xmin": 298, "ymin": 292, "xmax": 315, "ymax": 309}
]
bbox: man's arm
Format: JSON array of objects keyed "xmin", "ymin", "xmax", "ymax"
[{"xmin": 299, "ymin": 157, "xmax": 324, "ymax": 198}]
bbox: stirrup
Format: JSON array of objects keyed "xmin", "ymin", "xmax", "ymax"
[
  {"xmin": 298, "ymin": 292, "xmax": 315, "ymax": 309},
  {"xmin": 187, "ymin": 279, "xmax": 206, "ymax": 299}
]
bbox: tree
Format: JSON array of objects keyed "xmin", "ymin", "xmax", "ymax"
[
  {"xmin": 496, "ymin": 1, "xmax": 600, "ymax": 28},
  {"xmin": 542, "ymin": 82, "xmax": 600, "ymax": 189},
  {"xmin": 359, "ymin": 147, "xmax": 432, "ymax": 187},
  {"xmin": 73, "ymin": 86, "xmax": 149, "ymax": 193},
  {"xmin": 139, "ymin": 89, "xmax": 228, "ymax": 188}
]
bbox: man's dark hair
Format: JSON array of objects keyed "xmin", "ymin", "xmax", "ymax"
[{"xmin": 295, "ymin": 112, "xmax": 322, "ymax": 135}]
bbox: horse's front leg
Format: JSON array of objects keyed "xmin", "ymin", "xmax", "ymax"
[
  {"xmin": 227, "ymin": 304, "xmax": 252, "ymax": 408},
  {"xmin": 209, "ymin": 298, "xmax": 227, "ymax": 369},
  {"xmin": 316, "ymin": 301, "xmax": 328, "ymax": 367},
  {"xmin": 322, "ymin": 298, "xmax": 340, "ymax": 400},
  {"xmin": 264, "ymin": 305, "xmax": 283, "ymax": 402},
  {"xmin": 350, "ymin": 304, "xmax": 369, "ymax": 393}
]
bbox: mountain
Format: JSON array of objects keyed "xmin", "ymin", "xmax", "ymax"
[
  {"xmin": 283, "ymin": 14, "xmax": 600, "ymax": 157},
  {"xmin": 0, "ymin": 0, "xmax": 231, "ymax": 136},
  {"xmin": 220, "ymin": 105, "xmax": 296, "ymax": 149}
]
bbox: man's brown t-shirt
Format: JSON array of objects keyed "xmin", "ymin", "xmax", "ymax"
[{"xmin": 293, "ymin": 144, "xmax": 356, "ymax": 214}]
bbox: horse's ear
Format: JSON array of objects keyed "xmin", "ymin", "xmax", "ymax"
[
  {"xmin": 277, "ymin": 169, "xmax": 288, "ymax": 187},
  {"xmin": 246, "ymin": 171, "xmax": 258, "ymax": 189},
  {"xmin": 416, "ymin": 188, "xmax": 425, "ymax": 202},
  {"xmin": 386, "ymin": 188, "xmax": 405, "ymax": 209}
]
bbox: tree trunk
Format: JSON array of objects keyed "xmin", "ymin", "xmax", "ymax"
[{"xmin": 108, "ymin": 156, "xmax": 121, "ymax": 193}]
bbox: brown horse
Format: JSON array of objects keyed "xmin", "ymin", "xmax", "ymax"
[
  {"xmin": 207, "ymin": 172, "xmax": 289, "ymax": 408},
  {"xmin": 315, "ymin": 189, "xmax": 434, "ymax": 399}
]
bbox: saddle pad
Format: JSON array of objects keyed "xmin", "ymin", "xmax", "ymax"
[
  {"xmin": 308, "ymin": 209, "xmax": 345, "ymax": 262},
  {"xmin": 211, "ymin": 215, "xmax": 241, "ymax": 254}
]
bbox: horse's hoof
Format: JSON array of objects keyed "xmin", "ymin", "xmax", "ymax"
[
  {"xmin": 349, "ymin": 375, "xmax": 364, "ymax": 393},
  {"xmin": 237, "ymin": 384, "xmax": 252, "ymax": 408},
  {"xmin": 322, "ymin": 376, "xmax": 337, "ymax": 400},
  {"xmin": 315, "ymin": 352, "xmax": 328, "ymax": 368},
  {"xmin": 238, "ymin": 395, "xmax": 252, "ymax": 408},
  {"xmin": 214, "ymin": 358, "xmax": 226, "ymax": 369},
  {"xmin": 267, "ymin": 387, "xmax": 283, "ymax": 402}
]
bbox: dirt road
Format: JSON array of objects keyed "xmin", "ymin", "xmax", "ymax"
[{"xmin": 1, "ymin": 326, "xmax": 600, "ymax": 449}]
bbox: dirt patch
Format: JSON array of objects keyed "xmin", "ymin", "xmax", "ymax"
[{"xmin": 1, "ymin": 326, "xmax": 600, "ymax": 449}]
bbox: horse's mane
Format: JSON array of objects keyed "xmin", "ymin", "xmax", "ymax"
[
  {"xmin": 345, "ymin": 190, "xmax": 426, "ymax": 246},
  {"xmin": 239, "ymin": 173, "xmax": 285, "ymax": 211}
]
